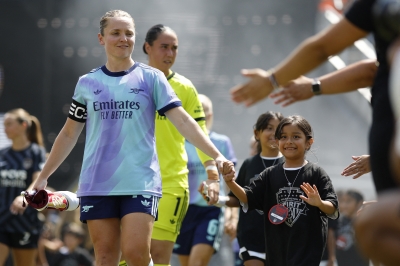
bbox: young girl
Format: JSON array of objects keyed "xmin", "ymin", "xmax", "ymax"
[
  {"xmin": 0, "ymin": 108, "xmax": 46, "ymax": 266},
  {"xmin": 223, "ymin": 115, "xmax": 339, "ymax": 266},
  {"xmin": 224, "ymin": 111, "xmax": 284, "ymax": 266}
]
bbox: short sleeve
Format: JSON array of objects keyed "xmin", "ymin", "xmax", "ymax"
[
  {"xmin": 69, "ymin": 77, "xmax": 88, "ymax": 122},
  {"xmin": 345, "ymin": 0, "xmax": 374, "ymax": 32},
  {"xmin": 243, "ymin": 169, "xmax": 269, "ymax": 211},
  {"xmin": 153, "ymin": 72, "xmax": 181, "ymax": 115},
  {"xmin": 316, "ymin": 167, "xmax": 339, "ymax": 219}
]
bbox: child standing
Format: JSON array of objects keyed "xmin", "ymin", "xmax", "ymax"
[
  {"xmin": 335, "ymin": 189, "xmax": 369, "ymax": 266},
  {"xmin": 223, "ymin": 115, "xmax": 339, "ymax": 266},
  {"xmin": 224, "ymin": 111, "xmax": 284, "ymax": 266}
]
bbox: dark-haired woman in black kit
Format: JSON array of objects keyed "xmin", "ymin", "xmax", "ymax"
[{"xmin": 0, "ymin": 108, "xmax": 46, "ymax": 266}]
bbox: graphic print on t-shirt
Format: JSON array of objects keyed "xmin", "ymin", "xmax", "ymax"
[{"xmin": 276, "ymin": 187, "xmax": 308, "ymax": 227}]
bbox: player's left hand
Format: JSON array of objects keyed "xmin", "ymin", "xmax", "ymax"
[
  {"xmin": 230, "ymin": 68, "xmax": 273, "ymax": 106},
  {"xmin": 299, "ymin": 182, "xmax": 322, "ymax": 207},
  {"xmin": 198, "ymin": 180, "xmax": 220, "ymax": 205}
]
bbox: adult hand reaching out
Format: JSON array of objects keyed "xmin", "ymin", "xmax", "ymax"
[
  {"xmin": 341, "ymin": 155, "xmax": 371, "ymax": 179},
  {"xmin": 230, "ymin": 69, "xmax": 274, "ymax": 106}
]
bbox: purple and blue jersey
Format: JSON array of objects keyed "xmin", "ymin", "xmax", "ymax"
[{"xmin": 68, "ymin": 62, "xmax": 181, "ymax": 198}]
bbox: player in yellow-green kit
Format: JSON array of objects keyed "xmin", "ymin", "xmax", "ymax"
[{"xmin": 119, "ymin": 24, "xmax": 221, "ymax": 266}]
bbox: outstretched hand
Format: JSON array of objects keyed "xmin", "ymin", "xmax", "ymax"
[
  {"xmin": 341, "ymin": 155, "xmax": 371, "ymax": 179},
  {"xmin": 299, "ymin": 183, "xmax": 322, "ymax": 207},
  {"xmin": 230, "ymin": 69, "xmax": 273, "ymax": 106},
  {"xmin": 269, "ymin": 76, "xmax": 314, "ymax": 107}
]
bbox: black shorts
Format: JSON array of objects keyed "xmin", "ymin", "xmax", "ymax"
[{"xmin": 0, "ymin": 231, "xmax": 39, "ymax": 249}]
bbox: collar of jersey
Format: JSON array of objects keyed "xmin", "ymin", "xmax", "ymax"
[{"xmin": 101, "ymin": 62, "xmax": 138, "ymax": 77}]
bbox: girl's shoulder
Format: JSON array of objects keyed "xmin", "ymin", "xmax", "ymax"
[{"xmin": 303, "ymin": 162, "xmax": 330, "ymax": 179}]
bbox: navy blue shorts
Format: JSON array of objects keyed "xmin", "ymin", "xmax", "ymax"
[
  {"xmin": 80, "ymin": 195, "xmax": 159, "ymax": 223},
  {"xmin": 173, "ymin": 204, "xmax": 223, "ymax": 255},
  {"xmin": 0, "ymin": 231, "xmax": 39, "ymax": 249}
]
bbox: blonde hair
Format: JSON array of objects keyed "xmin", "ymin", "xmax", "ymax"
[
  {"xmin": 99, "ymin": 10, "xmax": 135, "ymax": 36},
  {"xmin": 5, "ymin": 108, "xmax": 44, "ymax": 147}
]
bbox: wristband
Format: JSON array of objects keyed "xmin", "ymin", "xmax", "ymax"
[
  {"xmin": 268, "ymin": 71, "xmax": 280, "ymax": 90},
  {"xmin": 214, "ymin": 195, "xmax": 230, "ymax": 208},
  {"xmin": 205, "ymin": 165, "xmax": 218, "ymax": 172}
]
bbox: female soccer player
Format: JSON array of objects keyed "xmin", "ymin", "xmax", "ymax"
[
  {"xmin": 173, "ymin": 94, "xmax": 237, "ymax": 266},
  {"xmin": 140, "ymin": 24, "xmax": 222, "ymax": 266},
  {"xmin": 32, "ymin": 11, "xmax": 235, "ymax": 266},
  {"xmin": 224, "ymin": 115, "xmax": 339, "ymax": 266},
  {"xmin": 0, "ymin": 108, "xmax": 46, "ymax": 266}
]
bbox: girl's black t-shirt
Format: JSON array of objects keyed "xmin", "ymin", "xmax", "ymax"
[
  {"xmin": 244, "ymin": 162, "xmax": 338, "ymax": 266},
  {"xmin": 229, "ymin": 154, "xmax": 284, "ymax": 252}
]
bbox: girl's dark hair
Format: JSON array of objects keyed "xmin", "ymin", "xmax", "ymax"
[
  {"xmin": 253, "ymin": 111, "xmax": 284, "ymax": 154},
  {"xmin": 6, "ymin": 108, "xmax": 44, "ymax": 148},
  {"xmin": 143, "ymin": 24, "xmax": 173, "ymax": 54},
  {"xmin": 346, "ymin": 189, "xmax": 364, "ymax": 203},
  {"xmin": 275, "ymin": 115, "xmax": 313, "ymax": 142}
]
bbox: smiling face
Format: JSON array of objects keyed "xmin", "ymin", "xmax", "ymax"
[
  {"xmin": 278, "ymin": 123, "xmax": 313, "ymax": 165},
  {"xmin": 145, "ymin": 29, "xmax": 178, "ymax": 76},
  {"xmin": 255, "ymin": 118, "xmax": 280, "ymax": 152},
  {"xmin": 98, "ymin": 16, "xmax": 135, "ymax": 62}
]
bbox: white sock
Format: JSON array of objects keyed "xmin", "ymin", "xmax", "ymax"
[
  {"xmin": 59, "ymin": 191, "xmax": 80, "ymax": 211},
  {"xmin": 148, "ymin": 259, "xmax": 154, "ymax": 266}
]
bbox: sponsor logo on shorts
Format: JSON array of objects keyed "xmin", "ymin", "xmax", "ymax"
[
  {"xmin": 82, "ymin": 205, "xmax": 94, "ymax": 212},
  {"xmin": 19, "ymin": 232, "xmax": 31, "ymax": 246},
  {"xmin": 141, "ymin": 199, "xmax": 150, "ymax": 207}
]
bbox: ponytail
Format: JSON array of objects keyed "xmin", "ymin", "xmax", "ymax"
[{"xmin": 5, "ymin": 108, "xmax": 45, "ymax": 148}]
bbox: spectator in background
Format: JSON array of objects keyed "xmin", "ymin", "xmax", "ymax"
[
  {"xmin": 336, "ymin": 190, "xmax": 369, "ymax": 266},
  {"xmin": 0, "ymin": 108, "xmax": 46, "ymax": 266},
  {"xmin": 45, "ymin": 222, "xmax": 93, "ymax": 266},
  {"xmin": 173, "ymin": 94, "xmax": 237, "ymax": 266}
]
